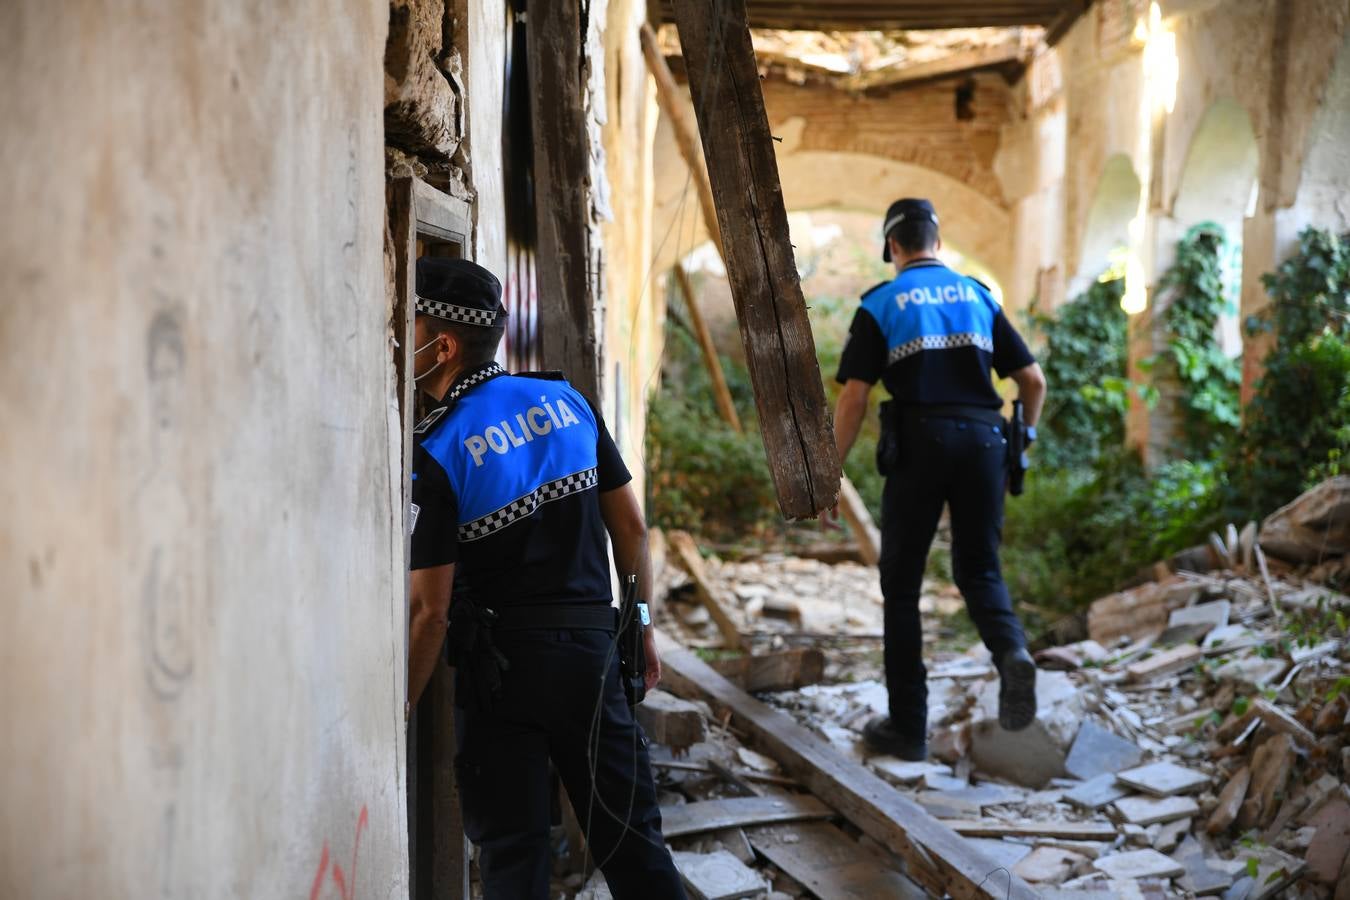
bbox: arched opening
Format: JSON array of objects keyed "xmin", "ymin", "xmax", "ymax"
[
  {"xmin": 1170, "ymin": 99, "xmax": 1260, "ymax": 355},
  {"xmin": 1072, "ymin": 154, "xmax": 1141, "ymax": 298}
]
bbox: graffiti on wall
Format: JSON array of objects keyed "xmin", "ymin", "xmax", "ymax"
[{"xmin": 309, "ymin": 805, "xmax": 369, "ymax": 900}]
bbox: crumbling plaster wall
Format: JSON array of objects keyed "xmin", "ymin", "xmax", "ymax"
[
  {"xmin": 0, "ymin": 1, "xmax": 406, "ymax": 899},
  {"xmin": 599, "ymin": 0, "xmax": 662, "ymax": 493}
]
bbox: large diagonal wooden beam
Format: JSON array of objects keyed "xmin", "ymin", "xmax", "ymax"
[{"xmin": 665, "ymin": 0, "xmax": 840, "ymax": 520}]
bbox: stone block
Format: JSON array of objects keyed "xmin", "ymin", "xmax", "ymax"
[
  {"xmin": 1092, "ymin": 849, "xmax": 1185, "ymax": 880},
  {"xmin": 1258, "ymin": 475, "xmax": 1350, "ymax": 564},
  {"xmin": 384, "ymin": 0, "xmax": 462, "ymax": 159},
  {"xmin": 1305, "ymin": 796, "xmax": 1350, "ymax": 885},
  {"xmin": 1116, "ymin": 761, "xmax": 1209, "ymax": 796},
  {"xmin": 671, "ymin": 849, "xmax": 767, "ymax": 900},
  {"xmin": 1014, "ymin": 846, "xmax": 1089, "ymax": 884},
  {"xmin": 969, "ymin": 670, "xmax": 1088, "ymax": 788},
  {"xmin": 1113, "ymin": 795, "xmax": 1200, "ymax": 826},
  {"xmin": 636, "ymin": 689, "xmax": 708, "ymax": 753},
  {"xmin": 1065, "ymin": 773, "xmax": 1131, "ymax": 811},
  {"xmin": 870, "ymin": 758, "xmax": 952, "ymax": 788},
  {"xmin": 1064, "ymin": 720, "xmax": 1144, "ymax": 780}
]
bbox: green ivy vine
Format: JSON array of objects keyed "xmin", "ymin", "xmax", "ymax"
[{"xmin": 1155, "ymin": 222, "xmax": 1242, "ymax": 458}]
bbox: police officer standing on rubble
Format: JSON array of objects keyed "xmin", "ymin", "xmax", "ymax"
[
  {"xmin": 832, "ymin": 198, "xmax": 1048, "ymax": 761},
  {"xmin": 404, "ymin": 257, "xmax": 687, "ymax": 900}
]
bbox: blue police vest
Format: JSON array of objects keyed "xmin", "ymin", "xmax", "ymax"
[
  {"xmin": 861, "ymin": 260, "xmax": 999, "ymax": 368},
  {"xmin": 419, "ymin": 373, "xmax": 600, "ymax": 544}
]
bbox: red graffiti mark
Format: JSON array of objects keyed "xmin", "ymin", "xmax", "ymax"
[{"xmin": 309, "ymin": 805, "xmax": 369, "ymax": 900}]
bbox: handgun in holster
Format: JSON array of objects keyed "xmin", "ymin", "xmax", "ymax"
[
  {"xmin": 617, "ymin": 574, "xmax": 650, "ymax": 708},
  {"xmin": 1006, "ymin": 399, "xmax": 1029, "ymax": 497},
  {"xmin": 875, "ymin": 400, "xmax": 901, "ymax": 477},
  {"xmin": 445, "ymin": 597, "xmax": 510, "ymax": 713}
]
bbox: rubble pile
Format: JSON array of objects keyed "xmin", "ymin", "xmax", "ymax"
[{"xmin": 625, "ymin": 478, "xmax": 1350, "ymax": 898}]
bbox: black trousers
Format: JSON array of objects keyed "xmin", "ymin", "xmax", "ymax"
[
  {"xmin": 878, "ymin": 413, "xmax": 1027, "ymax": 738},
  {"xmin": 454, "ymin": 627, "xmax": 687, "ymax": 900}
]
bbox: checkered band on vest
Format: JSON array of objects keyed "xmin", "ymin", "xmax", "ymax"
[
  {"xmin": 416, "ymin": 295, "xmax": 500, "ymax": 327},
  {"xmin": 888, "ymin": 332, "xmax": 994, "ymax": 364},
  {"xmin": 458, "ymin": 467, "xmax": 599, "ymax": 542},
  {"xmin": 446, "ymin": 363, "xmax": 507, "ymax": 403}
]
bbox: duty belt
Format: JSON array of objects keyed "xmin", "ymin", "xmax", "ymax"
[
  {"xmin": 898, "ymin": 404, "xmax": 1005, "ymax": 429},
  {"xmin": 489, "ymin": 602, "xmax": 617, "ymax": 632}
]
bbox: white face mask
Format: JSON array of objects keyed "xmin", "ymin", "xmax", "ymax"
[{"xmin": 413, "ymin": 335, "xmax": 443, "ymax": 383}]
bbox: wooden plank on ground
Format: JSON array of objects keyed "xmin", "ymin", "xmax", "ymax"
[
  {"xmin": 940, "ymin": 820, "xmax": 1119, "ymax": 841},
  {"xmin": 667, "ymin": 530, "xmax": 745, "ymax": 649},
  {"xmin": 710, "ymin": 648, "xmax": 826, "ymax": 693},
  {"xmin": 527, "ymin": 0, "xmax": 599, "ymax": 401},
  {"xmin": 660, "ymin": 795, "xmax": 832, "ymax": 838},
  {"xmin": 655, "ymin": 630, "xmax": 1039, "ymax": 900},
  {"xmin": 750, "ymin": 821, "xmax": 927, "ymax": 900},
  {"xmin": 670, "ymin": 0, "xmax": 841, "ymax": 520}
]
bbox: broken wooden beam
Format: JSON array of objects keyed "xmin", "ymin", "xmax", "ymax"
[
  {"xmin": 527, "ymin": 0, "xmax": 599, "ymax": 400},
  {"xmin": 667, "ymin": 530, "xmax": 746, "ymax": 649},
  {"xmin": 673, "ymin": 262, "xmax": 743, "ymax": 434},
  {"xmin": 669, "ymin": 0, "xmax": 841, "ymax": 520},
  {"xmin": 837, "ymin": 475, "xmax": 881, "ymax": 566},
  {"xmin": 659, "ymin": 794, "xmax": 832, "ymax": 838},
  {"xmin": 709, "ymin": 648, "xmax": 826, "ymax": 693},
  {"xmin": 640, "ymin": 22, "xmax": 724, "ymax": 260},
  {"xmin": 655, "ymin": 629, "xmax": 1039, "ymax": 899}
]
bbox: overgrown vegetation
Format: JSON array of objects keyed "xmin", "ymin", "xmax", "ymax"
[
  {"xmin": 1005, "ymin": 226, "xmax": 1350, "ymax": 617},
  {"xmin": 1156, "ymin": 223, "xmax": 1242, "ymax": 457},
  {"xmin": 1228, "ymin": 227, "xmax": 1350, "ymax": 518},
  {"xmin": 1024, "ymin": 276, "xmax": 1132, "ymax": 471}
]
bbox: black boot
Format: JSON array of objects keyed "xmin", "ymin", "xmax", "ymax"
[
  {"xmin": 997, "ymin": 647, "xmax": 1038, "ymax": 732},
  {"xmin": 862, "ymin": 717, "xmax": 928, "ymax": 761}
]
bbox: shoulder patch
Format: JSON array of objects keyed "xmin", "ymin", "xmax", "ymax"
[
  {"xmin": 413, "ymin": 405, "xmax": 448, "ymax": 435},
  {"xmin": 515, "ymin": 370, "xmax": 567, "ymax": 381},
  {"xmin": 860, "ymin": 280, "xmax": 890, "ymax": 301}
]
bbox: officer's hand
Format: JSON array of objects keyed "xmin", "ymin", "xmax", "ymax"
[{"xmin": 643, "ymin": 627, "xmax": 662, "ymax": 692}]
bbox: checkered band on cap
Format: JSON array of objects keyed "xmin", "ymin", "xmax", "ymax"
[
  {"xmin": 446, "ymin": 363, "xmax": 507, "ymax": 403},
  {"xmin": 888, "ymin": 332, "xmax": 993, "ymax": 364},
  {"xmin": 416, "ymin": 295, "xmax": 501, "ymax": 327},
  {"xmin": 458, "ymin": 467, "xmax": 600, "ymax": 543}
]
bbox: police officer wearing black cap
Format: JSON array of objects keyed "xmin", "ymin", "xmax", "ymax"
[
  {"xmin": 832, "ymin": 199, "xmax": 1048, "ymax": 761},
  {"xmin": 405, "ymin": 257, "xmax": 686, "ymax": 899}
]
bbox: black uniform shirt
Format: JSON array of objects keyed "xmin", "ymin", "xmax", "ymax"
[
  {"xmin": 410, "ymin": 363, "xmax": 631, "ymax": 609},
  {"xmin": 836, "ymin": 259, "xmax": 1035, "ymax": 408}
]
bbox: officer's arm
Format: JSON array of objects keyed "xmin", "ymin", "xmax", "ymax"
[
  {"xmin": 408, "ymin": 563, "xmax": 455, "ymax": 710},
  {"xmin": 1008, "ymin": 362, "xmax": 1047, "ymax": 427},
  {"xmin": 833, "ymin": 378, "xmax": 872, "ymax": 464},
  {"xmin": 599, "ymin": 484, "xmax": 661, "ymax": 690}
]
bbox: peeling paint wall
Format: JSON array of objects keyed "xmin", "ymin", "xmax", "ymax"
[{"xmin": 0, "ymin": 2, "xmax": 407, "ymax": 898}]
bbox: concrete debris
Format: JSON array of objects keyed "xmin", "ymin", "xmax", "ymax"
[
  {"xmin": 637, "ymin": 689, "xmax": 710, "ymax": 753},
  {"xmin": 1093, "ymin": 848, "xmax": 1187, "ymax": 880},
  {"xmin": 1064, "ymin": 720, "xmax": 1145, "ymax": 780},
  {"xmin": 1258, "ymin": 475, "xmax": 1350, "ymax": 564},
  {"xmin": 626, "ymin": 525, "xmax": 1349, "ymax": 900},
  {"xmin": 1115, "ymin": 761, "xmax": 1209, "ymax": 796}
]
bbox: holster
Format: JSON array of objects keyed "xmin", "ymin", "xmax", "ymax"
[
  {"xmin": 876, "ymin": 400, "xmax": 901, "ymax": 477},
  {"xmin": 617, "ymin": 594, "xmax": 649, "ymax": 708},
  {"xmin": 446, "ymin": 598, "xmax": 510, "ymax": 713}
]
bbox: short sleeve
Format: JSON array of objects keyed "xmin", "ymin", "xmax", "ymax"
[
  {"xmin": 586, "ymin": 399, "xmax": 632, "ymax": 492},
  {"xmin": 835, "ymin": 308, "xmax": 887, "ymax": 385},
  {"xmin": 410, "ymin": 445, "xmax": 459, "ymax": 569},
  {"xmin": 991, "ymin": 311, "xmax": 1035, "ymax": 378}
]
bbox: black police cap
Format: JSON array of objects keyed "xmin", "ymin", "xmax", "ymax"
[
  {"xmin": 881, "ymin": 198, "xmax": 940, "ymax": 262},
  {"xmin": 415, "ymin": 257, "xmax": 507, "ymax": 328}
]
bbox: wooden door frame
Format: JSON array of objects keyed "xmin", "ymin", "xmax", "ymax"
[{"xmin": 389, "ymin": 175, "xmax": 472, "ymax": 900}]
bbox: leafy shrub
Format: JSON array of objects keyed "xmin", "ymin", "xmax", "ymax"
[
  {"xmin": 1228, "ymin": 227, "xmax": 1350, "ymax": 519},
  {"xmin": 1026, "ymin": 277, "xmax": 1133, "ymax": 471}
]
